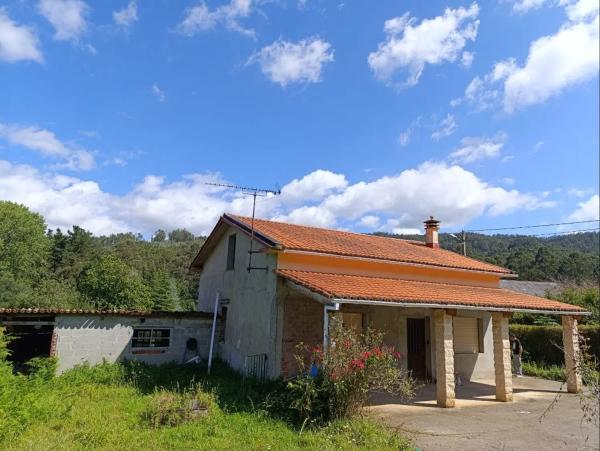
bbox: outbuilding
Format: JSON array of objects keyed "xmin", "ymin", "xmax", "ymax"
[{"xmin": 0, "ymin": 308, "xmax": 215, "ymax": 373}]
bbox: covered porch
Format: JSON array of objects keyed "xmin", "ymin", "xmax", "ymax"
[{"xmin": 277, "ymin": 269, "xmax": 589, "ymax": 407}]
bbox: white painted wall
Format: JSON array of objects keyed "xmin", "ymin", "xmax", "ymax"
[
  {"xmin": 196, "ymin": 225, "xmax": 280, "ymax": 377},
  {"xmin": 54, "ymin": 315, "xmax": 212, "ymax": 373}
]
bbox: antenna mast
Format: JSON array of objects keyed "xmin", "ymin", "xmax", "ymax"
[{"xmin": 206, "ymin": 182, "xmax": 281, "ymax": 271}]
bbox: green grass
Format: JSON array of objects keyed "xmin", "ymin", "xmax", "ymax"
[
  {"xmin": 0, "ymin": 360, "xmax": 412, "ymax": 450},
  {"xmin": 522, "ymin": 361, "xmax": 566, "ymax": 381}
]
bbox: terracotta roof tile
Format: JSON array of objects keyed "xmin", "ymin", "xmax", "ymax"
[
  {"xmin": 277, "ymin": 269, "xmax": 587, "ymax": 313},
  {"xmin": 0, "ymin": 308, "xmax": 213, "ymax": 318},
  {"xmin": 226, "ymin": 214, "xmax": 513, "ymax": 275}
]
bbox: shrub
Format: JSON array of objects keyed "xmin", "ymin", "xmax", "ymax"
[
  {"xmin": 144, "ymin": 383, "xmax": 215, "ymax": 428},
  {"xmin": 510, "ymin": 324, "xmax": 600, "ymax": 366},
  {"xmin": 0, "ymin": 327, "xmax": 12, "ymax": 363},
  {"xmin": 288, "ymin": 318, "xmax": 415, "ymax": 426},
  {"xmin": 522, "ymin": 361, "xmax": 566, "ymax": 381},
  {"xmin": 25, "ymin": 357, "xmax": 58, "ymax": 380}
]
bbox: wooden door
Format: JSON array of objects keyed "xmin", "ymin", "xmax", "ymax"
[{"xmin": 407, "ymin": 318, "xmax": 426, "ymax": 380}]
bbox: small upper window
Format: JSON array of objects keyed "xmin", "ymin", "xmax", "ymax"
[
  {"xmin": 226, "ymin": 234, "xmax": 236, "ymax": 270},
  {"xmin": 132, "ymin": 328, "xmax": 171, "ymax": 348}
]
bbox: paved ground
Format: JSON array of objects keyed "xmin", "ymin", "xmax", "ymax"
[{"xmin": 367, "ymin": 376, "xmax": 599, "ymax": 451}]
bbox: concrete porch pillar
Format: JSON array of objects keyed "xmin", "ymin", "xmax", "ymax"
[
  {"xmin": 492, "ymin": 312, "xmax": 513, "ymax": 402},
  {"xmin": 562, "ymin": 315, "xmax": 583, "ymax": 393},
  {"xmin": 433, "ymin": 309, "xmax": 455, "ymax": 408}
]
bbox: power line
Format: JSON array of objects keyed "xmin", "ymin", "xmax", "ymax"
[
  {"xmin": 449, "ymin": 227, "xmax": 599, "ymax": 244},
  {"xmin": 460, "ymin": 219, "xmax": 600, "ymax": 233}
]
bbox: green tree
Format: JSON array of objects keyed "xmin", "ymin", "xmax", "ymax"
[
  {"xmin": 78, "ymin": 254, "xmax": 151, "ymax": 310},
  {"xmin": 152, "ymin": 229, "xmax": 167, "ymax": 242},
  {"xmin": 0, "ymin": 201, "xmax": 50, "ymax": 283},
  {"xmin": 148, "ymin": 271, "xmax": 178, "ymax": 311},
  {"xmin": 49, "ymin": 226, "xmax": 100, "ymax": 281},
  {"xmin": 168, "ymin": 229, "xmax": 195, "ymax": 242}
]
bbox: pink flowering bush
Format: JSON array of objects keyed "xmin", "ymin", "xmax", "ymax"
[{"xmin": 288, "ymin": 317, "xmax": 416, "ymax": 425}]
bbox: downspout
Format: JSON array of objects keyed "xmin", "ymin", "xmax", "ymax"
[{"xmin": 323, "ymin": 302, "xmax": 340, "ymax": 350}]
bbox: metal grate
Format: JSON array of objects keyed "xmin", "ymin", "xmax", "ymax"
[{"xmin": 244, "ymin": 353, "xmax": 268, "ymax": 381}]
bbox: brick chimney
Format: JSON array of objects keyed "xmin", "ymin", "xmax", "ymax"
[{"xmin": 424, "ymin": 216, "xmax": 440, "ymax": 248}]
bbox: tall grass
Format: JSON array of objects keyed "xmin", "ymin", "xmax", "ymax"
[{"xmin": 0, "ymin": 359, "xmax": 412, "ymax": 450}]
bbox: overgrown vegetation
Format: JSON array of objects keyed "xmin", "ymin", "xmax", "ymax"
[
  {"xmin": 509, "ymin": 324, "xmax": 600, "ymax": 365},
  {"xmin": 288, "ymin": 319, "xmax": 416, "ymax": 427},
  {"xmin": 0, "ymin": 329, "xmax": 411, "ymax": 450}
]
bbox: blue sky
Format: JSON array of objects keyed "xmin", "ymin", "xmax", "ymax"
[{"xmin": 0, "ymin": 0, "xmax": 598, "ymax": 236}]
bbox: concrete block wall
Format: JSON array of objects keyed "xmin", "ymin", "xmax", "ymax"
[{"xmin": 54, "ymin": 315, "xmax": 213, "ymax": 373}]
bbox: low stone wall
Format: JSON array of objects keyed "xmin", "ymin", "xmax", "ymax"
[{"xmin": 54, "ymin": 315, "xmax": 214, "ymax": 373}]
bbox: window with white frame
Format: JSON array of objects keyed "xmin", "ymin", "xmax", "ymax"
[{"xmin": 132, "ymin": 328, "xmax": 171, "ymax": 348}]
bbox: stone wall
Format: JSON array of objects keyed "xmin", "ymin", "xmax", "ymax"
[{"xmin": 54, "ymin": 315, "xmax": 213, "ymax": 373}]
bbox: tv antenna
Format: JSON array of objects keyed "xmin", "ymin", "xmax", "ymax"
[{"xmin": 205, "ymin": 182, "xmax": 281, "ymax": 272}]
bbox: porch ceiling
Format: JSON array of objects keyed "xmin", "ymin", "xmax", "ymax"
[{"xmin": 277, "ymin": 269, "xmax": 589, "ymax": 315}]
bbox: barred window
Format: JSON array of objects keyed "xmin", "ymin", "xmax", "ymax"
[{"xmin": 132, "ymin": 328, "xmax": 171, "ymax": 348}]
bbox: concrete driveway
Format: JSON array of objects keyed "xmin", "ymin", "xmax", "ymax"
[{"xmin": 367, "ymin": 376, "xmax": 599, "ymax": 451}]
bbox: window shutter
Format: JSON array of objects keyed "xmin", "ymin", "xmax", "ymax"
[{"xmin": 453, "ymin": 317, "xmax": 479, "ymax": 354}]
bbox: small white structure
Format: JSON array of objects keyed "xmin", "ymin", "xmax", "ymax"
[{"xmin": 0, "ymin": 308, "xmax": 215, "ymax": 373}]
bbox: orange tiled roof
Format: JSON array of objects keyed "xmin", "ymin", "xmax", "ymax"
[
  {"xmin": 0, "ymin": 308, "xmax": 213, "ymax": 318},
  {"xmin": 226, "ymin": 214, "xmax": 513, "ymax": 275},
  {"xmin": 277, "ymin": 269, "xmax": 587, "ymax": 313}
]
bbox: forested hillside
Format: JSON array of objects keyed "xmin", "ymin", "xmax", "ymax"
[
  {"xmin": 1, "ymin": 200, "xmax": 598, "ymax": 313},
  {"xmin": 0, "ymin": 202, "xmax": 205, "ymax": 311},
  {"xmin": 376, "ymin": 231, "xmax": 600, "ymax": 283}
]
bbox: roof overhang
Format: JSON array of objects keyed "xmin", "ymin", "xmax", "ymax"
[
  {"xmin": 278, "ymin": 270, "xmax": 590, "ymax": 316},
  {"xmin": 331, "ymin": 298, "xmax": 591, "ymax": 316}
]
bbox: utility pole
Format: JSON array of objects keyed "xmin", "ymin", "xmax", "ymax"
[
  {"xmin": 205, "ymin": 182, "xmax": 280, "ymax": 271},
  {"xmin": 450, "ymin": 230, "xmax": 467, "ymax": 256}
]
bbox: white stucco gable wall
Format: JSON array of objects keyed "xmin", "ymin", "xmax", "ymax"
[{"xmin": 196, "ymin": 224, "xmax": 280, "ymax": 376}]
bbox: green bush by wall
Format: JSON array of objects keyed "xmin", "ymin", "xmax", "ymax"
[{"xmin": 509, "ymin": 324, "xmax": 600, "ymax": 366}]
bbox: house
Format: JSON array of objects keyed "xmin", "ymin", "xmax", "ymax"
[
  {"xmin": 191, "ymin": 214, "xmax": 589, "ymax": 408},
  {"xmin": 0, "ymin": 309, "xmax": 214, "ymax": 373}
]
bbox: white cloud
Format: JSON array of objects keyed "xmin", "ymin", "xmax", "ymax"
[
  {"xmin": 0, "ymin": 160, "xmax": 554, "ymax": 236},
  {"xmin": 0, "ymin": 10, "xmax": 43, "ymax": 63},
  {"xmin": 461, "ymin": 50, "xmax": 474, "ymax": 68},
  {"xmin": 512, "ymin": 0, "xmax": 548, "ymax": 14},
  {"xmin": 397, "ymin": 116, "xmax": 422, "ymax": 147},
  {"xmin": 431, "ymin": 113, "xmax": 457, "ymax": 141},
  {"xmin": 564, "ymin": 0, "xmax": 599, "ymax": 21},
  {"xmin": 151, "ymin": 83, "xmax": 166, "ymax": 102},
  {"xmin": 398, "ymin": 130, "xmax": 411, "ymax": 147},
  {"xmin": 502, "ymin": 17, "xmax": 599, "ymax": 112},
  {"xmin": 38, "ymin": 0, "xmax": 89, "ymax": 42},
  {"xmin": 368, "ymin": 3, "xmax": 479, "ymax": 88},
  {"xmin": 0, "ymin": 123, "xmax": 95, "ymax": 170},
  {"xmin": 502, "ymin": 177, "xmax": 516, "ymax": 185},
  {"xmin": 359, "ymin": 215, "xmax": 381, "ymax": 229},
  {"xmin": 177, "ymin": 0, "xmax": 255, "ymax": 38},
  {"xmin": 461, "ymin": 2, "xmax": 599, "ymax": 112},
  {"xmin": 113, "ymin": 1, "xmax": 138, "ymax": 28},
  {"xmin": 280, "ymin": 169, "xmax": 347, "ymax": 204},
  {"xmin": 449, "ymin": 133, "xmax": 507, "ymax": 164},
  {"xmin": 248, "ymin": 37, "xmax": 334, "ymax": 87},
  {"xmin": 567, "ymin": 194, "xmax": 600, "ymax": 221}
]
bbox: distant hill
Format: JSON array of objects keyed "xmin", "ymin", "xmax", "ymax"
[{"xmin": 374, "ymin": 231, "xmax": 600, "ymax": 283}]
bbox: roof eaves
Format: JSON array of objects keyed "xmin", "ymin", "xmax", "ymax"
[
  {"xmin": 280, "ymin": 248, "xmax": 516, "ymax": 276},
  {"xmin": 332, "ymin": 298, "xmax": 590, "ymax": 316},
  {"xmin": 223, "ymin": 214, "xmax": 283, "ymax": 249}
]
